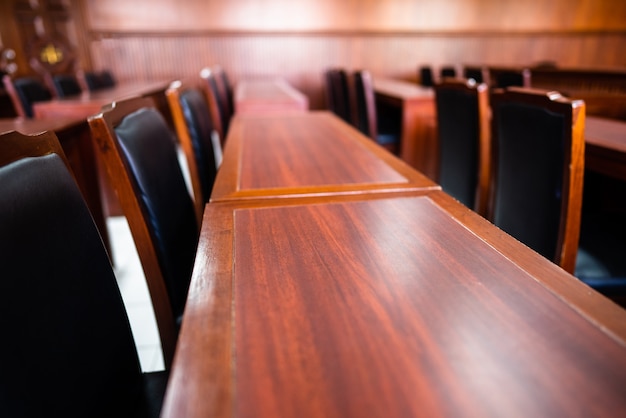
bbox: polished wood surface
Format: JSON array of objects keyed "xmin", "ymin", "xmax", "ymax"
[
  {"xmin": 32, "ymin": 80, "xmax": 172, "ymax": 119},
  {"xmin": 373, "ymin": 78, "xmax": 438, "ymax": 178},
  {"xmin": 585, "ymin": 115, "xmax": 626, "ymax": 181},
  {"xmin": 234, "ymin": 78, "xmax": 309, "ymax": 115},
  {"xmin": 162, "ymin": 190, "xmax": 626, "ymax": 418},
  {"xmin": 0, "ymin": 116, "xmax": 110, "ymax": 258},
  {"xmin": 210, "ymin": 111, "xmax": 439, "ymax": 202}
]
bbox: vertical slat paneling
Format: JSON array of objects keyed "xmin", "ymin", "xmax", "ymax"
[{"xmin": 89, "ymin": 33, "xmax": 626, "ymax": 109}]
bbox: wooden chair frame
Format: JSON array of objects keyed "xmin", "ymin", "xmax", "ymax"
[
  {"xmin": 88, "ymin": 96, "xmax": 177, "ymax": 368},
  {"xmin": 488, "ymin": 87, "xmax": 585, "ymax": 273},
  {"xmin": 434, "ymin": 78, "xmax": 491, "ymax": 216},
  {"xmin": 166, "ymin": 79, "xmax": 220, "ymax": 226}
]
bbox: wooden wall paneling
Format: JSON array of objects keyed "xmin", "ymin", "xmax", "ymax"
[{"xmin": 87, "ymin": 33, "xmax": 626, "ymax": 110}]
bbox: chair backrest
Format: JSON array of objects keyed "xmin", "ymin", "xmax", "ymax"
[
  {"xmin": 2, "ymin": 75, "xmax": 52, "ymax": 117},
  {"xmin": 325, "ymin": 68, "xmax": 352, "ymax": 123},
  {"xmin": 418, "ymin": 65, "xmax": 434, "ymax": 87},
  {"xmin": 440, "ymin": 66, "xmax": 457, "ymax": 79},
  {"xmin": 166, "ymin": 80, "xmax": 221, "ymax": 226},
  {"xmin": 491, "ymin": 68, "xmax": 531, "ymax": 88},
  {"xmin": 200, "ymin": 67, "xmax": 228, "ymax": 143},
  {"xmin": 82, "ymin": 69, "xmax": 116, "ymax": 91},
  {"xmin": 434, "ymin": 78, "xmax": 491, "ymax": 215},
  {"xmin": 0, "ymin": 130, "xmax": 150, "ymax": 416},
  {"xmin": 352, "ymin": 70, "xmax": 378, "ymax": 139},
  {"xmin": 213, "ymin": 65, "xmax": 233, "ymax": 121},
  {"xmin": 463, "ymin": 66, "xmax": 486, "ymax": 84},
  {"xmin": 88, "ymin": 96, "xmax": 199, "ymax": 367},
  {"xmin": 52, "ymin": 73, "xmax": 82, "ymax": 98},
  {"xmin": 488, "ymin": 87, "xmax": 585, "ymax": 273}
]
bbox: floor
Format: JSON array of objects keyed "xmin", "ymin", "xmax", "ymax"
[{"xmin": 108, "ymin": 215, "xmax": 165, "ymax": 373}]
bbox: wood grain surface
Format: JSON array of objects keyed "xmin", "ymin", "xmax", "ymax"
[
  {"xmin": 211, "ymin": 111, "xmax": 439, "ymax": 201},
  {"xmin": 162, "ymin": 192, "xmax": 626, "ymax": 418}
]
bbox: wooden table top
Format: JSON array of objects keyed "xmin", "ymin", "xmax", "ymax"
[
  {"xmin": 162, "ymin": 190, "xmax": 626, "ymax": 418},
  {"xmin": 0, "ymin": 116, "xmax": 86, "ymax": 134},
  {"xmin": 373, "ymin": 78, "xmax": 434, "ymax": 102},
  {"xmin": 585, "ymin": 115, "xmax": 626, "ymax": 181},
  {"xmin": 32, "ymin": 80, "xmax": 172, "ymax": 119},
  {"xmin": 235, "ymin": 78, "xmax": 309, "ymax": 115},
  {"xmin": 210, "ymin": 111, "xmax": 439, "ymax": 202}
]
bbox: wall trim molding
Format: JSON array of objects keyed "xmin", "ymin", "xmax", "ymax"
[{"xmin": 88, "ymin": 29, "xmax": 626, "ymax": 39}]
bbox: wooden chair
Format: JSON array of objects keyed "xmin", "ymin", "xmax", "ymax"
[
  {"xmin": 80, "ymin": 69, "xmax": 116, "ymax": 92},
  {"xmin": 324, "ymin": 68, "xmax": 352, "ymax": 123},
  {"xmin": 463, "ymin": 65, "xmax": 487, "ymax": 84},
  {"xmin": 166, "ymin": 80, "xmax": 221, "ymax": 226},
  {"xmin": 440, "ymin": 66, "xmax": 457, "ymax": 80},
  {"xmin": 88, "ymin": 96, "xmax": 199, "ymax": 368},
  {"xmin": 352, "ymin": 69, "xmax": 400, "ymax": 153},
  {"xmin": 0, "ymin": 130, "xmax": 167, "ymax": 417},
  {"xmin": 2, "ymin": 74, "xmax": 52, "ymax": 117},
  {"xmin": 490, "ymin": 68, "xmax": 531, "ymax": 88},
  {"xmin": 488, "ymin": 87, "xmax": 585, "ymax": 274},
  {"xmin": 212, "ymin": 65, "xmax": 234, "ymax": 122},
  {"xmin": 434, "ymin": 78, "xmax": 491, "ymax": 215},
  {"xmin": 51, "ymin": 73, "xmax": 83, "ymax": 98},
  {"xmin": 418, "ymin": 65, "xmax": 434, "ymax": 87},
  {"xmin": 200, "ymin": 67, "xmax": 229, "ymax": 143}
]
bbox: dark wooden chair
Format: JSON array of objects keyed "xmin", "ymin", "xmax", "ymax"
[
  {"xmin": 51, "ymin": 73, "xmax": 83, "ymax": 98},
  {"xmin": 80, "ymin": 69, "xmax": 116, "ymax": 91},
  {"xmin": 440, "ymin": 66, "xmax": 457, "ymax": 80},
  {"xmin": 434, "ymin": 78, "xmax": 491, "ymax": 215},
  {"xmin": 418, "ymin": 65, "xmax": 434, "ymax": 87},
  {"xmin": 2, "ymin": 75, "xmax": 52, "ymax": 117},
  {"xmin": 0, "ymin": 130, "xmax": 167, "ymax": 417},
  {"xmin": 200, "ymin": 67, "xmax": 230, "ymax": 143},
  {"xmin": 463, "ymin": 65, "xmax": 487, "ymax": 84},
  {"xmin": 213, "ymin": 65, "xmax": 234, "ymax": 122},
  {"xmin": 88, "ymin": 96, "xmax": 199, "ymax": 368},
  {"xmin": 166, "ymin": 80, "xmax": 221, "ymax": 226},
  {"xmin": 352, "ymin": 69, "xmax": 400, "ymax": 153},
  {"xmin": 488, "ymin": 87, "xmax": 585, "ymax": 274},
  {"xmin": 490, "ymin": 68, "xmax": 531, "ymax": 88},
  {"xmin": 324, "ymin": 68, "xmax": 352, "ymax": 123}
]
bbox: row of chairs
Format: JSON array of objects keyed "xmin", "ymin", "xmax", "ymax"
[
  {"xmin": 420, "ymin": 64, "xmax": 531, "ymax": 89},
  {"xmin": 434, "ymin": 78, "xmax": 626, "ymax": 303},
  {"xmin": 324, "ymin": 68, "xmax": 400, "ymax": 153},
  {"xmin": 1, "ymin": 69, "xmax": 116, "ymax": 117},
  {"xmin": 0, "ymin": 65, "xmax": 232, "ymax": 416}
]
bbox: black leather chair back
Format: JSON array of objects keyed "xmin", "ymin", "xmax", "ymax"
[
  {"xmin": 325, "ymin": 69, "xmax": 352, "ymax": 123},
  {"xmin": 0, "ymin": 133, "xmax": 161, "ymax": 417},
  {"xmin": 440, "ymin": 66, "xmax": 457, "ymax": 79},
  {"xmin": 463, "ymin": 67, "xmax": 484, "ymax": 83},
  {"xmin": 435, "ymin": 80, "xmax": 483, "ymax": 209},
  {"xmin": 13, "ymin": 77, "xmax": 52, "ymax": 117},
  {"xmin": 115, "ymin": 108, "xmax": 198, "ymax": 319},
  {"xmin": 180, "ymin": 88, "xmax": 219, "ymax": 202},
  {"xmin": 53, "ymin": 74, "xmax": 82, "ymax": 97},
  {"xmin": 489, "ymin": 88, "xmax": 583, "ymax": 267},
  {"xmin": 353, "ymin": 69, "xmax": 377, "ymax": 139},
  {"xmin": 419, "ymin": 66, "xmax": 434, "ymax": 87}
]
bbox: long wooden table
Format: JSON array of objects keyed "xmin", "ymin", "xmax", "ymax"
[
  {"xmin": 162, "ymin": 190, "xmax": 626, "ymax": 417},
  {"xmin": 32, "ymin": 80, "xmax": 172, "ymax": 120},
  {"xmin": 234, "ymin": 78, "xmax": 309, "ymax": 115},
  {"xmin": 210, "ymin": 111, "xmax": 439, "ymax": 202},
  {"xmin": 162, "ymin": 108, "xmax": 626, "ymax": 417},
  {"xmin": 0, "ymin": 117, "xmax": 110, "ymax": 257},
  {"xmin": 585, "ymin": 115, "xmax": 626, "ymax": 181},
  {"xmin": 373, "ymin": 78, "xmax": 437, "ymax": 178}
]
